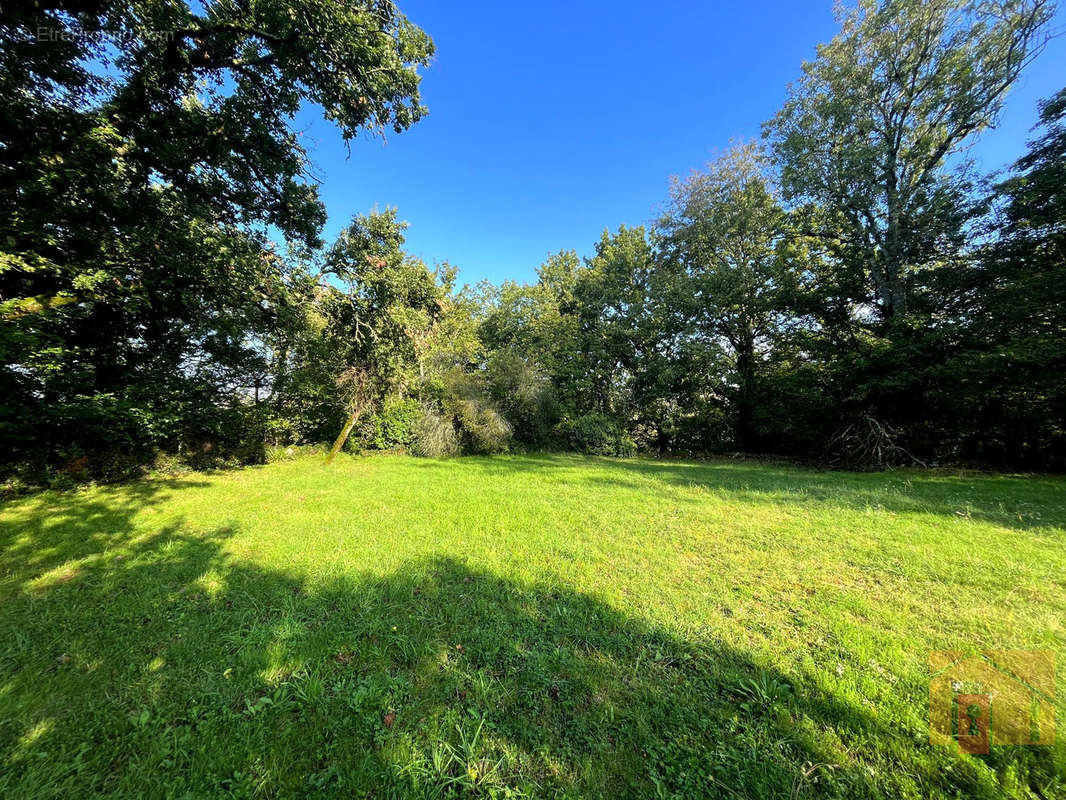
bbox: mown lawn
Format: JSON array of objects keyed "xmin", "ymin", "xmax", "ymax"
[{"xmin": 1, "ymin": 453, "xmax": 1064, "ymax": 798}]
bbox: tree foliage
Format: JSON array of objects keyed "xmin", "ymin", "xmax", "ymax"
[
  {"xmin": 1, "ymin": 0, "xmax": 433, "ymax": 478},
  {"xmin": 765, "ymin": 0, "xmax": 1051, "ymax": 321},
  {"xmin": 2, "ymin": 0, "xmax": 1063, "ymax": 484},
  {"xmin": 656, "ymin": 143, "xmax": 797, "ymax": 450},
  {"xmin": 940, "ymin": 87, "xmax": 1066, "ymax": 467}
]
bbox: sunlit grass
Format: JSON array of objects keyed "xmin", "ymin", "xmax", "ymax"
[{"xmin": 1, "ymin": 453, "xmax": 1064, "ymax": 797}]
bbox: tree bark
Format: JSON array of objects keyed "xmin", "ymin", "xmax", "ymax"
[
  {"xmin": 734, "ymin": 330, "xmax": 757, "ymax": 452},
  {"xmin": 325, "ymin": 406, "xmax": 363, "ymax": 465}
]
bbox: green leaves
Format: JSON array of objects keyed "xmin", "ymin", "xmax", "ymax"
[
  {"xmin": 654, "ymin": 143, "xmax": 795, "ymax": 450},
  {"xmin": 765, "ymin": 0, "xmax": 1052, "ymax": 321},
  {"xmin": 0, "ymin": 1, "xmax": 435, "ymax": 477}
]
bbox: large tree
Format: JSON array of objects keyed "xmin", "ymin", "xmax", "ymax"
[
  {"xmin": 940, "ymin": 86, "xmax": 1066, "ymax": 466},
  {"xmin": 655, "ymin": 143, "xmax": 796, "ymax": 451},
  {"xmin": 764, "ymin": 0, "xmax": 1051, "ymax": 322},
  {"xmin": 285, "ymin": 210, "xmax": 448, "ymax": 460},
  {"xmin": 0, "ymin": 1, "xmax": 434, "ymax": 473},
  {"xmin": 570, "ymin": 226, "xmax": 654, "ymax": 421}
]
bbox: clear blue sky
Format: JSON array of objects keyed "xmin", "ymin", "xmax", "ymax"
[{"xmin": 293, "ymin": 0, "xmax": 1066, "ymax": 287}]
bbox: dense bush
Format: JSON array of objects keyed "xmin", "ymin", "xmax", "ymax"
[
  {"xmin": 483, "ymin": 352, "xmax": 560, "ymax": 447},
  {"xmin": 441, "ymin": 377, "xmax": 508, "ymax": 456},
  {"xmin": 360, "ymin": 396, "xmax": 422, "ymax": 450},
  {"xmin": 454, "ymin": 399, "xmax": 512, "ymax": 454},
  {"xmin": 564, "ymin": 414, "xmax": 636, "ymax": 458},
  {"xmin": 411, "ymin": 406, "xmax": 460, "ymax": 458}
]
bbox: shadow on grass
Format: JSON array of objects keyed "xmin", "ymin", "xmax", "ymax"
[
  {"xmin": 0, "ymin": 477, "xmax": 211, "ymax": 576},
  {"xmin": 2, "ymin": 493, "xmax": 1056, "ymax": 798},
  {"xmin": 408, "ymin": 453, "xmax": 1066, "ymax": 533}
]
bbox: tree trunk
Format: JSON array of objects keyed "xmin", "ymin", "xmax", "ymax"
[
  {"xmin": 880, "ymin": 152, "xmax": 907, "ymax": 320},
  {"xmin": 734, "ymin": 331, "xmax": 757, "ymax": 452},
  {"xmin": 325, "ymin": 406, "xmax": 363, "ymax": 464}
]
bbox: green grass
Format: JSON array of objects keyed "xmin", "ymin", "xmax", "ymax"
[{"xmin": 1, "ymin": 453, "xmax": 1064, "ymax": 798}]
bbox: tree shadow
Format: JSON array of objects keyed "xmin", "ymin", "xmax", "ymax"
[
  {"xmin": 0, "ymin": 477, "xmax": 211, "ymax": 578},
  {"xmin": 2, "ymin": 501, "xmax": 1051, "ymax": 797}
]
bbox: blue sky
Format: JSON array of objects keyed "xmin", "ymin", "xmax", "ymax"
[{"xmin": 294, "ymin": 0, "xmax": 1066, "ymax": 287}]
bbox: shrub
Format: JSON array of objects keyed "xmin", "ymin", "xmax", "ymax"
[
  {"xmin": 264, "ymin": 417, "xmax": 300, "ymax": 447},
  {"xmin": 484, "ymin": 351, "xmax": 559, "ymax": 446},
  {"xmin": 412, "ymin": 405, "xmax": 460, "ymax": 458},
  {"xmin": 565, "ymin": 413, "xmax": 636, "ymax": 457},
  {"xmin": 452, "ymin": 396, "xmax": 512, "ymax": 454},
  {"xmin": 413, "ymin": 366, "xmax": 513, "ymax": 457},
  {"xmin": 441, "ymin": 369, "xmax": 512, "ymax": 454},
  {"xmin": 88, "ymin": 448, "xmax": 153, "ymax": 483},
  {"xmin": 58, "ymin": 393, "xmax": 158, "ymax": 467},
  {"xmin": 361, "ymin": 396, "xmax": 421, "ymax": 450},
  {"xmin": 645, "ymin": 400, "xmax": 730, "ymax": 455}
]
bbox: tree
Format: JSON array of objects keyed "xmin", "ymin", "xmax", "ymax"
[
  {"xmin": 476, "ymin": 235, "xmax": 654, "ymax": 449},
  {"xmin": 764, "ymin": 0, "xmax": 1052, "ymax": 322},
  {"xmin": 571, "ymin": 227, "xmax": 655, "ymax": 421},
  {"xmin": 655, "ymin": 143, "xmax": 796, "ymax": 450},
  {"xmin": 0, "ymin": 0, "xmax": 434, "ymax": 475},
  {"xmin": 477, "ymin": 256, "xmax": 579, "ymax": 410},
  {"xmin": 314, "ymin": 210, "xmax": 448, "ymax": 460},
  {"xmin": 941, "ymin": 86, "xmax": 1066, "ymax": 466}
]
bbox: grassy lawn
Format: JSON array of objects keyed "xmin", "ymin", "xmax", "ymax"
[{"xmin": 1, "ymin": 453, "xmax": 1064, "ymax": 798}]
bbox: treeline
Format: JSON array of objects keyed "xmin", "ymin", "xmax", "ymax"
[{"xmin": 2, "ymin": 0, "xmax": 1064, "ymax": 487}]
